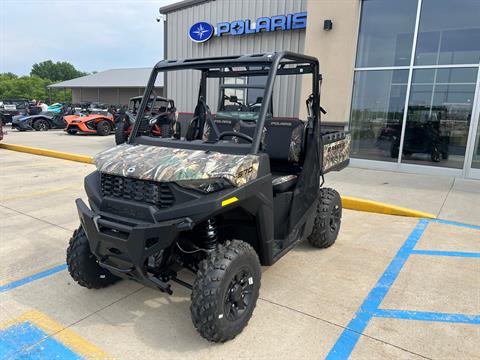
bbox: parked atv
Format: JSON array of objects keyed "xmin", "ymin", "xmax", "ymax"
[
  {"xmin": 115, "ymin": 95, "xmax": 177, "ymax": 145},
  {"xmin": 64, "ymin": 104, "xmax": 115, "ymax": 136},
  {"xmin": 66, "ymin": 52, "xmax": 351, "ymax": 342}
]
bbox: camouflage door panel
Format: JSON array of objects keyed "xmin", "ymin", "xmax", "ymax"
[{"xmin": 95, "ymin": 144, "xmax": 259, "ymax": 187}]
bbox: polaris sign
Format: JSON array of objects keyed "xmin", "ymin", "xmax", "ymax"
[{"xmin": 188, "ymin": 12, "xmax": 307, "ymax": 43}]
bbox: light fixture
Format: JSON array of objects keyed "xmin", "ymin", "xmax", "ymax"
[{"xmin": 324, "ymin": 19, "xmax": 333, "ymax": 31}]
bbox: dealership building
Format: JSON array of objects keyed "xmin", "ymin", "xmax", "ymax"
[
  {"xmin": 159, "ymin": 0, "xmax": 480, "ymax": 179},
  {"xmin": 48, "ymin": 68, "xmax": 164, "ymax": 105}
]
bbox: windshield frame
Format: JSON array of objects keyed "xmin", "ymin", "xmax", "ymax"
[{"xmin": 128, "ymin": 52, "xmax": 320, "ymax": 155}]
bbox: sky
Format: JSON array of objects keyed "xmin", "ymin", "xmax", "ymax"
[{"xmin": 0, "ymin": 0, "xmax": 178, "ymax": 75}]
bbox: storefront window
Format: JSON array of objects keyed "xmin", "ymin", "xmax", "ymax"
[
  {"xmin": 415, "ymin": 0, "xmax": 480, "ymax": 66},
  {"xmin": 472, "ymin": 114, "xmax": 480, "ymax": 170},
  {"xmin": 350, "ymin": 70, "xmax": 408, "ymax": 162},
  {"xmin": 401, "ymin": 68, "xmax": 477, "ymax": 168},
  {"xmin": 356, "ymin": 0, "xmax": 418, "ymax": 68}
]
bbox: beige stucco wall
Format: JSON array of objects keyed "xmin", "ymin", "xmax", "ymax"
[{"xmin": 300, "ymin": 0, "xmax": 360, "ymax": 124}]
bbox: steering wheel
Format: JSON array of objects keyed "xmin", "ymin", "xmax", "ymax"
[{"xmin": 218, "ymin": 131, "xmax": 253, "ymax": 143}]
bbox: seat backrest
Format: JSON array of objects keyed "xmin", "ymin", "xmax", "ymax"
[
  {"xmin": 203, "ymin": 113, "xmax": 240, "ymax": 142},
  {"xmin": 264, "ymin": 118, "xmax": 306, "ymax": 164}
]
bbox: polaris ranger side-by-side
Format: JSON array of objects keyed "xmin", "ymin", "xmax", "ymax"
[{"xmin": 66, "ymin": 52, "xmax": 351, "ymax": 342}]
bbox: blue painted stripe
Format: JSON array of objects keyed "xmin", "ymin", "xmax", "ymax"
[
  {"xmin": 0, "ymin": 264, "xmax": 67, "ymax": 293},
  {"xmin": 0, "ymin": 321, "xmax": 81, "ymax": 359},
  {"xmin": 326, "ymin": 219, "xmax": 429, "ymax": 360},
  {"xmin": 373, "ymin": 309, "xmax": 480, "ymax": 325},
  {"xmin": 411, "ymin": 249, "xmax": 480, "ymax": 258},
  {"xmin": 430, "ymin": 218, "xmax": 480, "ymax": 231}
]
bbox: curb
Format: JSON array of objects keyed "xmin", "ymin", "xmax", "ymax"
[
  {"xmin": 0, "ymin": 143, "xmax": 94, "ymax": 164},
  {"xmin": 0, "ymin": 143, "xmax": 436, "ymax": 219},
  {"xmin": 341, "ymin": 196, "xmax": 436, "ymax": 219}
]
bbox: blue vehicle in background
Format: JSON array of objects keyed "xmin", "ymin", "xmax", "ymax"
[{"xmin": 11, "ymin": 103, "xmax": 74, "ymax": 131}]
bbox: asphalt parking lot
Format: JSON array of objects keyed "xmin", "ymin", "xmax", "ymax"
[{"xmin": 1, "ymin": 149, "xmax": 479, "ymax": 359}]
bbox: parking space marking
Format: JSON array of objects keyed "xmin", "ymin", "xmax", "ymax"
[
  {"xmin": 410, "ymin": 249, "xmax": 480, "ymax": 258},
  {"xmin": 326, "ymin": 219, "xmax": 429, "ymax": 360},
  {"xmin": 372, "ymin": 309, "xmax": 480, "ymax": 325},
  {"xmin": 0, "ymin": 322, "xmax": 81, "ymax": 359},
  {"xmin": 326, "ymin": 218, "xmax": 480, "ymax": 359},
  {"xmin": 431, "ymin": 218, "xmax": 480, "ymax": 231},
  {"xmin": 0, "ymin": 310, "xmax": 109, "ymax": 359},
  {"xmin": 0, "ymin": 264, "xmax": 66, "ymax": 293}
]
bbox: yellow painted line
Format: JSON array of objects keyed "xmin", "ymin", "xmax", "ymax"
[
  {"xmin": 0, "ymin": 310, "xmax": 111, "ymax": 359},
  {"xmin": 0, "ymin": 143, "xmax": 94, "ymax": 164},
  {"xmin": 0, "ymin": 144, "xmax": 435, "ymax": 219},
  {"xmin": 222, "ymin": 196, "xmax": 239, "ymax": 207},
  {"xmin": 341, "ymin": 195, "xmax": 437, "ymax": 219},
  {"xmin": 0, "ymin": 183, "xmax": 82, "ymax": 202}
]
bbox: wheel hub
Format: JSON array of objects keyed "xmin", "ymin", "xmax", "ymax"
[
  {"xmin": 330, "ymin": 205, "xmax": 341, "ymax": 233},
  {"xmin": 224, "ymin": 268, "xmax": 253, "ymax": 321}
]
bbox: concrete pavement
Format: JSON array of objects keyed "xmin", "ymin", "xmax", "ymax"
[{"xmin": 1, "ymin": 150, "xmax": 479, "ymax": 359}]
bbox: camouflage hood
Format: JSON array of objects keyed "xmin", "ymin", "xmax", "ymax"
[{"xmin": 94, "ymin": 144, "xmax": 259, "ymax": 187}]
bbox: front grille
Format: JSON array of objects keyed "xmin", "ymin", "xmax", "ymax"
[{"xmin": 101, "ymin": 173, "xmax": 174, "ymax": 208}]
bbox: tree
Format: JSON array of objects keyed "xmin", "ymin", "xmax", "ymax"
[
  {"xmin": 0, "ymin": 75, "xmax": 50, "ymax": 100},
  {"xmin": 30, "ymin": 60, "xmax": 87, "ymax": 82},
  {"xmin": 0, "ymin": 73, "xmax": 72, "ymax": 103}
]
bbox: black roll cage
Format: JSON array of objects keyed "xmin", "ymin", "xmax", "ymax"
[{"xmin": 129, "ymin": 51, "xmax": 321, "ymax": 155}]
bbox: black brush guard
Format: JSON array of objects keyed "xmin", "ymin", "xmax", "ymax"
[{"xmin": 76, "ymin": 198, "xmax": 193, "ymax": 292}]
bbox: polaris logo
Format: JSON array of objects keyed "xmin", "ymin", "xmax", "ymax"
[{"xmin": 188, "ymin": 12, "xmax": 307, "ymax": 43}]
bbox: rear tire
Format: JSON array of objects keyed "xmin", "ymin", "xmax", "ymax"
[
  {"xmin": 33, "ymin": 119, "xmax": 49, "ymax": 131},
  {"xmin": 431, "ymin": 145, "xmax": 441, "ymax": 162},
  {"xmin": 191, "ymin": 240, "xmax": 261, "ymax": 342},
  {"xmin": 67, "ymin": 129, "xmax": 78, "ymax": 135},
  {"xmin": 96, "ymin": 120, "xmax": 111, "ymax": 136},
  {"xmin": 66, "ymin": 226, "xmax": 120, "ymax": 289},
  {"xmin": 307, "ymin": 188, "xmax": 342, "ymax": 248}
]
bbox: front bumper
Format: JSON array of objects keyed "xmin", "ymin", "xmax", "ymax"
[
  {"xmin": 65, "ymin": 122, "xmax": 97, "ymax": 133},
  {"xmin": 11, "ymin": 121, "xmax": 32, "ymax": 131},
  {"xmin": 76, "ymin": 198, "xmax": 193, "ymax": 288}
]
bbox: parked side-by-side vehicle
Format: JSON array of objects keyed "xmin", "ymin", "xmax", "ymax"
[{"xmin": 66, "ymin": 52, "xmax": 351, "ymax": 342}]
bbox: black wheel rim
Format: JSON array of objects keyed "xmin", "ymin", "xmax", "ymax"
[
  {"xmin": 102, "ymin": 123, "xmax": 109, "ymax": 133},
  {"xmin": 330, "ymin": 204, "xmax": 341, "ymax": 233},
  {"xmin": 39, "ymin": 121, "xmax": 47, "ymax": 130},
  {"xmin": 223, "ymin": 267, "xmax": 254, "ymax": 321}
]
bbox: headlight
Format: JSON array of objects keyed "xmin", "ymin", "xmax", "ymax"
[{"xmin": 176, "ymin": 178, "xmax": 232, "ymax": 194}]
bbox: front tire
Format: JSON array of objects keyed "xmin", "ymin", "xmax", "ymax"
[
  {"xmin": 66, "ymin": 226, "xmax": 120, "ymax": 289},
  {"xmin": 96, "ymin": 120, "xmax": 111, "ymax": 136},
  {"xmin": 67, "ymin": 129, "xmax": 78, "ymax": 135},
  {"xmin": 33, "ymin": 119, "xmax": 49, "ymax": 131},
  {"xmin": 115, "ymin": 121, "xmax": 129, "ymax": 144},
  {"xmin": 307, "ymin": 188, "xmax": 342, "ymax": 248},
  {"xmin": 191, "ymin": 240, "xmax": 261, "ymax": 342}
]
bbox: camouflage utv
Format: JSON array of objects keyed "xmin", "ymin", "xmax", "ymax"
[{"xmin": 66, "ymin": 52, "xmax": 351, "ymax": 342}]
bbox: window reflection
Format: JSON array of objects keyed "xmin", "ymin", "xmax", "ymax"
[
  {"xmin": 350, "ymin": 70, "xmax": 408, "ymax": 161},
  {"xmin": 402, "ymin": 68, "xmax": 476, "ymax": 168},
  {"xmin": 472, "ymin": 117, "xmax": 480, "ymax": 169},
  {"xmin": 415, "ymin": 0, "xmax": 480, "ymax": 65},
  {"xmin": 356, "ymin": 0, "xmax": 417, "ymax": 67}
]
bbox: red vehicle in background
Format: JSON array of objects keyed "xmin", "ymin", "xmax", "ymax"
[
  {"xmin": 65, "ymin": 104, "xmax": 116, "ymax": 136},
  {"xmin": 115, "ymin": 95, "xmax": 177, "ymax": 144}
]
